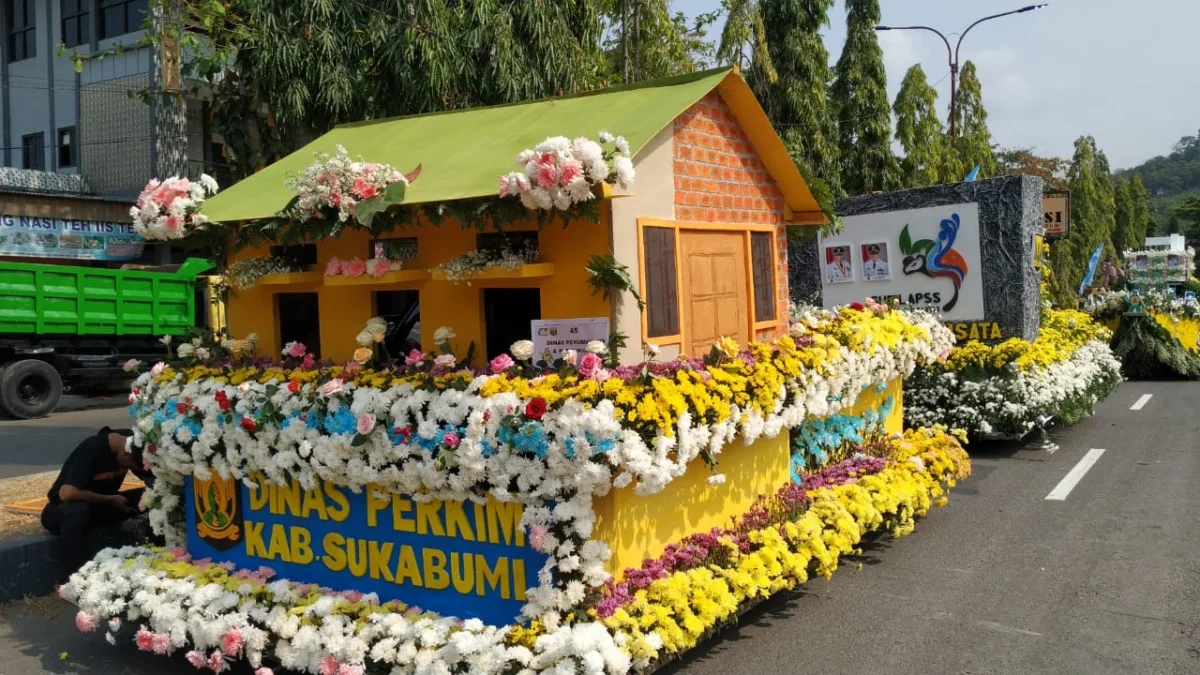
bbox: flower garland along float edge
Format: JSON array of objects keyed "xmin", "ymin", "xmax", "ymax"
[{"xmin": 62, "ymin": 303, "xmax": 967, "ymax": 674}]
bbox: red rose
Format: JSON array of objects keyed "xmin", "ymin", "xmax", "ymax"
[
  {"xmin": 147, "ymin": 444, "xmax": 157, "ymax": 455},
  {"xmin": 240, "ymin": 417, "xmax": 256, "ymax": 433},
  {"xmin": 525, "ymin": 397, "xmax": 547, "ymax": 421},
  {"xmin": 850, "ymin": 302, "xmax": 865, "ymax": 311},
  {"xmin": 176, "ymin": 402, "xmax": 188, "ymax": 415},
  {"xmin": 214, "ymin": 390, "xmax": 232, "ymax": 411},
  {"xmin": 287, "ymin": 380, "xmax": 300, "ymax": 394},
  {"xmin": 483, "ymin": 410, "xmax": 491, "ymax": 423}
]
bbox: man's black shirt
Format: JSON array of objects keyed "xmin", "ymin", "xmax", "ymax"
[{"xmin": 47, "ymin": 427, "xmax": 127, "ymax": 506}]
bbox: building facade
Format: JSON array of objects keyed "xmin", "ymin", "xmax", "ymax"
[{"xmin": 1, "ymin": 0, "xmax": 225, "ymax": 264}]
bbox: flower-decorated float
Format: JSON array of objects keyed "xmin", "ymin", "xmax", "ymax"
[
  {"xmin": 63, "ymin": 68, "xmax": 971, "ymax": 674},
  {"xmin": 808, "ymin": 178, "xmax": 1122, "ymax": 439}
]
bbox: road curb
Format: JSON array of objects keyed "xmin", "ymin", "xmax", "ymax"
[{"xmin": 0, "ymin": 517, "xmax": 150, "ymax": 603}]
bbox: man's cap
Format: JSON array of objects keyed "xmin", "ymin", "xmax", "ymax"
[{"xmin": 867, "ymin": 244, "xmax": 881, "ymax": 253}]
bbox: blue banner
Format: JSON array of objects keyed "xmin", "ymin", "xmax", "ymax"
[
  {"xmin": 0, "ymin": 214, "xmax": 144, "ymax": 260},
  {"xmin": 184, "ymin": 473, "xmax": 547, "ymax": 626},
  {"xmin": 1079, "ymin": 244, "xmax": 1105, "ymax": 295}
]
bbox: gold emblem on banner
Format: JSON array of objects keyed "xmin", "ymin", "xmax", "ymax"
[{"xmin": 194, "ymin": 473, "xmax": 241, "ymax": 548}]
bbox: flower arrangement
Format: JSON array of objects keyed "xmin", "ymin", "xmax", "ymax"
[
  {"xmin": 1084, "ymin": 288, "xmax": 1200, "ymax": 322},
  {"xmin": 430, "ymin": 242, "xmax": 540, "ymax": 284},
  {"xmin": 905, "ymin": 309, "xmax": 1123, "ymax": 437},
  {"xmin": 324, "ymin": 256, "xmax": 403, "ymax": 279},
  {"xmin": 130, "ymin": 174, "xmax": 219, "ymax": 240},
  {"xmin": 225, "ymin": 256, "xmax": 306, "ymax": 290},
  {"xmin": 63, "ymin": 427, "xmax": 969, "ymax": 675},
  {"xmin": 283, "ymin": 145, "xmax": 420, "ymax": 229},
  {"xmin": 499, "ymin": 132, "xmax": 634, "ymax": 211}
]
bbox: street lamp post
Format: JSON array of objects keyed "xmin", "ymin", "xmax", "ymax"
[{"xmin": 876, "ymin": 4, "xmax": 1047, "ymax": 146}]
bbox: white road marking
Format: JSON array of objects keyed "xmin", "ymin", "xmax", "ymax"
[
  {"xmin": 1130, "ymin": 394, "xmax": 1153, "ymax": 411},
  {"xmin": 975, "ymin": 621, "xmax": 1043, "ymax": 637},
  {"xmin": 1045, "ymin": 449, "xmax": 1106, "ymax": 501}
]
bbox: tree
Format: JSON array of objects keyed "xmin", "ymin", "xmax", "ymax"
[
  {"xmin": 136, "ymin": 0, "xmax": 608, "ymax": 178},
  {"xmin": 1175, "ymin": 194, "xmax": 1200, "ymax": 247},
  {"xmin": 951, "ymin": 61, "xmax": 995, "ymax": 179},
  {"xmin": 893, "ymin": 65, "xmax": 944, "ymax": 188},
  {"xmin": 745, "ymin": 0, "xmax": 842, "ymax": 199},
  {"xmin": 600, "ymin": 1, "xmax": 718, "ymax": 83},
  {"xmin": 1112, "ymin": 177, "xmax": 1133, "ymax": 254},
  {"xmin": 995, "ymin": 147, "xmax": 1069, "ymax": 192},
  {"xmin": 1126, "ymin": 173, "xmax": 1152, "ymax": 249},
  {"xmin": 1066, "ymin": 135, "xmax": 1117, "ymax": 292},
  {"xmin": 830, "ymin": 0, "xmax": 898, "ymax": 194}
]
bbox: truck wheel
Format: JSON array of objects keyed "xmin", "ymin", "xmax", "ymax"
[{"xmin": 0, "ymin": 359, "xmax": 64, "ymax": 419}]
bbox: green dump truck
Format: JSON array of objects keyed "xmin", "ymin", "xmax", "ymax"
[{"xmin": 0, "ymin": 258, "xmax": 214, "ymax": 418}]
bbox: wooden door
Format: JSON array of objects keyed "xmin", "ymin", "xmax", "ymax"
[{"xmin": 679, "ymin": 231, "xmax": 750, "ymax": 357}]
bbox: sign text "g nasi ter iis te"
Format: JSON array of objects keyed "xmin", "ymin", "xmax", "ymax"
[{"xmin": 184, "ymin": 473, "xmax": 547, "ymax": 625}]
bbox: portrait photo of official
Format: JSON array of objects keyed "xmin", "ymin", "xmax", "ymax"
[
  {"xmin": 824, "ymin": 245, "xmax": 853, "ymax": 283},
  {"xmin": 861, "ymin": 242, "xmax": 891, "ymax": 281}
]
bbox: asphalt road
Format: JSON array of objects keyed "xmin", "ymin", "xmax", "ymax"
[
  {"xmin": 0, "ymin": 381, "xmax": 1196, "ymax": 675},
  {"xmin": 0, "ymin": 400, "xmax": 132, "ymax": 479}
]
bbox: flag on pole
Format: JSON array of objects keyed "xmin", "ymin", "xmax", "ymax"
[
  {"xmin": 964, "ymin": 165, "xmax": 981, "ymax": 182},
  {"xmin": 1079, "ymin": 244, "xmax": 1105, "ymax": 295}
]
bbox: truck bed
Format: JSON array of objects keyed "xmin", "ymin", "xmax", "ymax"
[{"xmin": 0, "ymin": 258, "xmax": 212, "ymax": 337}]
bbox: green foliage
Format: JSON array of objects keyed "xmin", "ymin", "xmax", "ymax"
[
  {"xmin": 1047, "ymin": 239, "xmax": 1078, "ymax": 309},
  {"xmin": 893, "ymin": 65, "xmax": 947, "ymax": 188},
  {"xmin": 951, "ymin": 61, "xmax": 995, "ymax": 179},
  {"xmin": 1174, "ymin": 194, "xmax": 1200, "ymax": 247},
  {"xmin": 1126, "ymin": 173, "xmax": 1152, "ymax": 249},
  {"xmin": 748, "ymin": 0, "xmax": 843, "ymax": 199},
  {"xmin": 1112, "ymin": 177, "xmax": 1133, "ymax": 254},
  {"xmin": 585, "ymin": 253, "xmax": 645, "ymax": 311},
  {"xmin": 1117, "ymin": 130, "xmax": 1200, "ymax": 233},
  {"xmin": 830, "ymin": 0, "xmax": 898, "ymax": 195},
  {"xmin": 599, "ymin": 1, "xmax": 719, "ymax": 83},
  {"xmin": 1066, "ymin": 135, "xmax": 1117, "ymax": 293},
  {"xmin": 1110, "ymin": 314, "xmax": 1200, "ymax": 380}
]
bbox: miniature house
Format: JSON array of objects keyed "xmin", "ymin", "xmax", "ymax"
[{"xmin": 200, "ymin": 68, "xmax": 826, "ymax": 364}]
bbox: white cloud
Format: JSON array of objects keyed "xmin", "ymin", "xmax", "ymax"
[
  {"xmin": 969, "ymin": 46, "xmax": 1019, "ymax": 70},
  {"xmin": 987, "ymin": 72, "xmax": 1035, "ymax": 114}
]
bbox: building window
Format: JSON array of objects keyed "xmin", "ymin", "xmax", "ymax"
[
  {"xmin": 99, "ymin": 0, "xmax": 146, "ymax": 40},
  {"xmin": 21, "ymin": 133, "xmax": 45, "ymax": 170},
  {"xmin": 58, "ymin": 127, "xmax": 77, "ymax": 168},
  {"xmin": 641, "ymin": 227, "xmax": 680, "ymax": 338},
  {"xmin": 60, "ymin": 0, "xmax": 90, "ymax": 48},
  {"xmin": 6, "ymin": 0, "xmax": 37, "ymax": 61},
  {"xmin": 750, "ymin": 231, "xmax": 777, "ymax": 322}
]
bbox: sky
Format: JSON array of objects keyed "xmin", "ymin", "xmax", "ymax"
[{"xmin": 676, "ymin": 0, "xmax": 1200, "ymax": 170}]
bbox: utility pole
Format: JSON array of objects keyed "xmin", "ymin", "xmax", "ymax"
[
  {"xmin": 621, "ymin": 0, "xmax": 630, "ymax": 83},
  {"xmin": 151, "ymin": 0, "xmax": 187, "ymax": 264},
  {"xmin": 876, "ymin": 4, "xmax": 1047, "ymax": 146}
]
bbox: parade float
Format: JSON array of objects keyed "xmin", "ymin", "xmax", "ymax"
[
  {"xmin": 62, "ymin": 68, "xmax": 971, "ymax": 674},
  {"xmin": 810, "ymin": 177, "xmax": 1122, "ymax": 439}
]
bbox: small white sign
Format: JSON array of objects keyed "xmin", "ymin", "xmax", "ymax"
[{"xmin": 531, "ymin": 318, "xmax": 610, "ymax": 363}]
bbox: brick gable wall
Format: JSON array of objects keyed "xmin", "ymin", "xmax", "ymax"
[{"xmin": 672, "ymin": 92, "xmax": 790, "ymax": 337}]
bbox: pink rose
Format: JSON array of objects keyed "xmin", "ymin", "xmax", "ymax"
[
  {"xmin": 150, "ymin": 362, "xmax": 165, "ymax": 378},
  {"xmin": 320, "ymin": 655, "xmax": 340, "ymax": 675},
  {"xmin": 75, "ymin": 611, "xmax": 99, "ymax": 632},
  {"xmin": 404, "ymin": 349, "xmax": 426, "ymax": 367},
  {"xmin": 578, "ymin": 352, "xmax": 602, "ymax": 378},
  {"xmin": 221, "ymin": 627, "xmax": 244, "ymax": 658},
  {"xmin": 367, "ymin": 257, "xmax": 389, "ymax": 278},
  {"xmin": 320, "ymin": 378, "xmax": 345, "ymax": 397},
  {"xmin": 356, "ymin": 413, "xmax": 376, "ymax": 435},
  {"xmin": 287, "ymin": 342, "xmax": 307, "ymax": 358},
  {"xmin": 442, "ymin": 431, "xmax": 461, "ymax": 449},
  {"xmin": 135, "ymin": 627, "xmax": 155, "ymax": 651},
  {"xmin": 208, "ymin": 650, "xmax": 229, "ymax": 673},
  {"xmin": 489, "ymin": 353, "xmax": 515, "ymax": 374},
  {"xmin": 185, "ymin": 650, "xmax": 207, "ymax": 669},
  {"xmin": 344, "ymin": 258, "xmax": 368, "ymax": 277},
  {"xmin": 302, "ymin": 353, "xmax": 316, "ymax": 369},
  {"xmin": 255, "ymin": 669, "xmax": 275, "ymax": 675},
  {"xmin": 528, "ymin": 524, "xmax": 548, "ymax": 553},
  {"xmin": 434, "ymin": 354, "xmax": 457, "ymax": 370},
  {"xmin": 151, "ymin": 632, "xmax": 173, "ymax": 655},
  {"xmin": 593, "ymin": 367, "xmax": 611, "ymax": 383},
  {"xmin": 324, "ymin": 256, "xmax": 343, "ymax": 276}
]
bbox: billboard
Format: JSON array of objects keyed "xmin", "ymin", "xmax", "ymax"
[
  {"xmin": 822, "ymin": 203, "xmax": 985, "ymax": 321},
  {"xmin": 0, "ymin": 213, "xmax": 145, "ymax": 261},
  {"xmin": 1043, "ymin": 192, "xmax": 1069, "ymax": 240}
]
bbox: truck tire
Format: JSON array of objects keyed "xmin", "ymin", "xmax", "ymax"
[{"xmin": 0, "ymin": 359, "xmax": 64, "ymax": 419}]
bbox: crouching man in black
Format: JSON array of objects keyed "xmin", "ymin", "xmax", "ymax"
[{"xmin": 41, "ymin": 427, "xmax": 150, "ymax": 582}]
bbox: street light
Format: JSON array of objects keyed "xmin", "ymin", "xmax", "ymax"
[{"xmin": 876, "ymin": 4, "xmax": 1047, "ymax": 146}]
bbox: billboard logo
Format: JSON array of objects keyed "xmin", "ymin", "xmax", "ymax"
[{"xmin": 899, "ymin": 213, "xmax": 969, "ymax": 312}]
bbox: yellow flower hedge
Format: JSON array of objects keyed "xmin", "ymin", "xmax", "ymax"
[
  {"xmin": 601, "ymin": 427, "xmax": 970, "ymax": 663},
  {"xmin": 943, "ymin": 308, "xmax": 1110, "ymax": 373}
]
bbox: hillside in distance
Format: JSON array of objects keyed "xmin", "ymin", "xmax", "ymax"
[{"xmin": 1119, "ymin": 130, "xmax": 1200, "ymax": 233}]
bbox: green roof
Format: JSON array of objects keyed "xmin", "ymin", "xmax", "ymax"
[{"xmin": 201, "ymin": 68, "xmax": 734, "ymax": 223}]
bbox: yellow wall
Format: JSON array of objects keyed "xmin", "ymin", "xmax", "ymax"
[
  {"xmin": 592, "ymin": 377, "xmax": 903, "ymax": 577},
  {"xmin": 225, "ymin": 213, "xmax": 612, "ymax": 364},
  {"xmin": 1154, "ymin": 314, "xmax": 1200, "ymax": 353}
]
